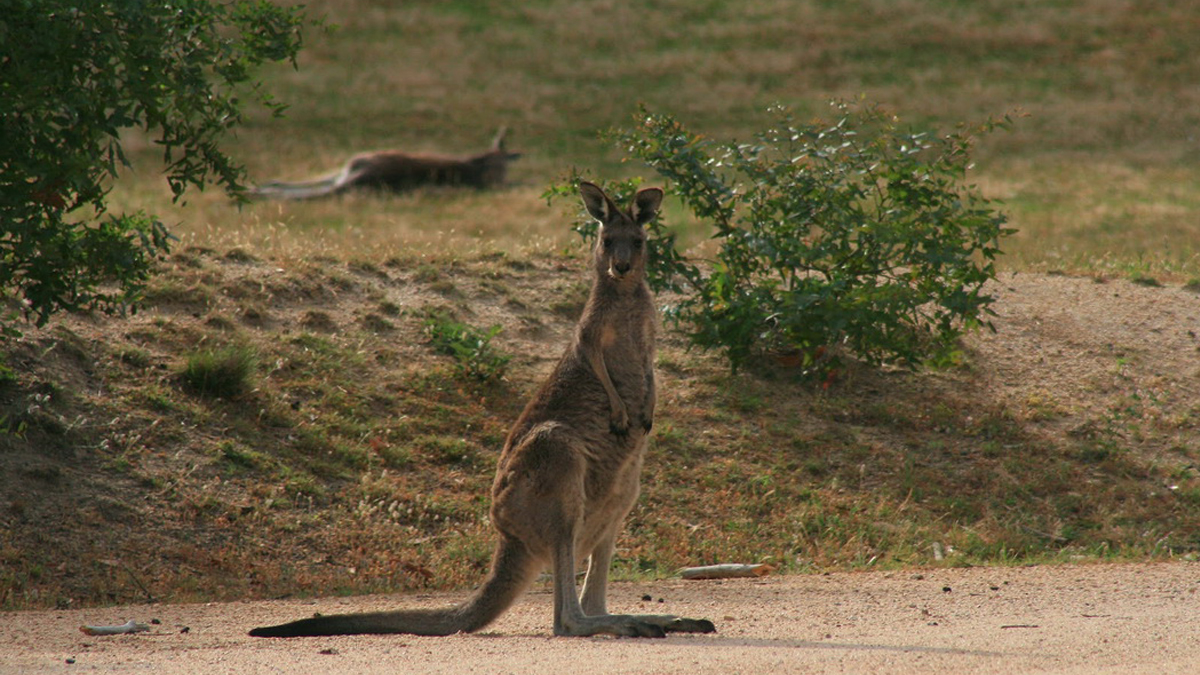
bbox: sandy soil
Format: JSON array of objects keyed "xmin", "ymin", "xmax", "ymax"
[{"xmin": 3, "ymin": 561, "xmax": 1197, "ymax": 674}]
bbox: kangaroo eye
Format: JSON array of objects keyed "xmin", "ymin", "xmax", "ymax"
[
  {"xmin": 632, "ymin": 239, "xmax": 644, "ymax": 250},
  {"xmin": 602, "ymin": 237, "xmax": 614, "ymax": 249}
]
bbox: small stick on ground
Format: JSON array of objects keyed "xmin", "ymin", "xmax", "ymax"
[
  {"xmin": 680, "ymin": 563, "xmax": 776, "ymax": 580},
  {"xmin": 80, "ymin": 620, "xmax": 150, "ymax": 636}
]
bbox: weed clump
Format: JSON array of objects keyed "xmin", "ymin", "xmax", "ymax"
[
  {"xmin": 421, "ymin": 309, "xmax": 510, "ymax": 382},
  {"xmin": 181, "ymin": 344, "xmax": 257, "ymax": 398}
]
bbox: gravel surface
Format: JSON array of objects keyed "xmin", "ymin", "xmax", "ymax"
[{"xmin": 3, "ymin": 561, "xmax": 1197, "ymax": 674}]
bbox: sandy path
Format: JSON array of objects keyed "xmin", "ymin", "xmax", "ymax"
[{"xmin": 2, "ymin": 561, "xmax": 1197, "ymax": 674}]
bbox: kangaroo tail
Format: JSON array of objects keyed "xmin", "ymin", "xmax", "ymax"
[
  {"xmin": 249, "ymin": 539, "xmax": 538, "ymax": 637},
  {"xmin": 246, "ymin": 167, "xmax": 357, "ymax": 200}
]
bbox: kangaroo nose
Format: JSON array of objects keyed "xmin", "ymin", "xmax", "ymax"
[{"xmin": 614, "ymin": 261, "xmax": 631, "ymax": 275}]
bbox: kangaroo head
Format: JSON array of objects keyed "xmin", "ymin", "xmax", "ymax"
[
  {"xmin": 471, "ymin": 126, "xmax": 521, "ymax": 186},
  {"xmin": 490, "ymin": 125, "xmax": 523, "ymax": 163},
  {"xmin": 580, "ymin": 181, "xmax": 663, "ymax": 282}
]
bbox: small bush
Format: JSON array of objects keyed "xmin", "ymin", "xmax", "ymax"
[
  {"xmin": 555, "ymin": 101, "xmax": 1014, "ymax": 376},
  {"xmin": 421, "ymin": 310, "xmax": 510, "ymax": 382},
  {"xmin": 181, "ymin": 344, "xmax": 257, "ymax": 398}
]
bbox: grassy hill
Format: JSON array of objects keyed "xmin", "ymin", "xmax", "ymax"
[
  {"xmin": 2, "ymin": 250, "xmax": 1197, "ymax": 609},
  {"xmin": 3, "ymin": 0, "xmax": 1200, "ymax": 609}
]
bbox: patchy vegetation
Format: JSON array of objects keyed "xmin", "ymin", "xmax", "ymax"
[{"xmin": 2, "ymin": 250, "xmax": 1198, "ymax": 609}]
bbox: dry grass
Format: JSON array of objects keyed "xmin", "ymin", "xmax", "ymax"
[
  {"xmin": 104, "ymin": 0, "xmax": 1200, "ymax": 279},
  {"xmin": 2, "ymin": 251, "xmax": 1197, "ymax": 609},
  {"xmin": 985, "ymin": 161, "xmax": 1200, "ymax": 280}
]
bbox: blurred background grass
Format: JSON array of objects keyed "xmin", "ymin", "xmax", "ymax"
[{"xmin": 109, "ymin": 0, "xmax": 1200, "ymax": 280}]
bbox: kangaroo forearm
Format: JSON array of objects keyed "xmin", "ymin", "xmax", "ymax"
[{"xmin": 585, "ymin": 346, "xmax": 627, "ymax": 423}]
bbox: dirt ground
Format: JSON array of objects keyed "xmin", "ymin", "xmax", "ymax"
[{"xmin": 2, "ymin": 561, "xmax": 1197, "ymax": 674}]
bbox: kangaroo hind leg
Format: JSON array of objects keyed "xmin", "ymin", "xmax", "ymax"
[
  {"xmin": 552, "ymin": 535, "xmax": 716, "ymax": 638},
  {"xmin": 580, "ymin": 534, "xmax": 615, "ymax": 616}
]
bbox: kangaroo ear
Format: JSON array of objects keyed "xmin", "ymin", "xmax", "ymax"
[
  {"xmin": 580, "ymin": 181, "xmax": 615, "ymax": 224},
  {"xmin": 491, "ymin": 126, "xmax": 509, "ymax": 150},
  {"xmin": 631, "ymin": 187, "xmax": 664, "ymax": 226}
]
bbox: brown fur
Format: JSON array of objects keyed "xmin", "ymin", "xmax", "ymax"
[
  {"xmin": 249, "ymin": 182, "xmax": 716, "ymax": 639},
  {"xmin": 248, "ymin": 127, "xmax": 520, "ymax": 199}
]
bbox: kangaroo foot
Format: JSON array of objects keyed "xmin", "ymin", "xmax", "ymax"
[
  {"xmin": 556, "ymin": 613, "xmax": 716, "ymax": 638},
  {"xmin": 663, "ymin": 617, "xmax": 717, "ymax": 633}
]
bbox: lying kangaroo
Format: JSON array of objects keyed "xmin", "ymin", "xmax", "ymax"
[
  {"xmin": 248, "ymin": 127, "xmax": 521, "ymax": 199},
  {"xmin": 250, "ymin": 182, "xmax": 716, "ymax": 638}
]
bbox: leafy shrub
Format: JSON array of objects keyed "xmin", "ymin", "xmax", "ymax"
[
  {"xmin": 0, "ymin": 1, "xmax": 310, "ymax": 333},
  {"xmin": 555, "ymin": 101, "xmax": 1014, "ymax": 375},
  {"xmin": 182, "ymin": 344, "xmax": 258, "ymax": 398},
  {"xmin": 422, "ymin": 310, "xmax": 511, "ymax": 382}
]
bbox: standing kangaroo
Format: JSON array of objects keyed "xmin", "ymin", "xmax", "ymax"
[
  {"xmin": 250, "ymin": 182, "xmax": 716, "ymax": 639},
  {"xmin": 248, "ymin": 127, "xmax": 521, "ymax": 199}
]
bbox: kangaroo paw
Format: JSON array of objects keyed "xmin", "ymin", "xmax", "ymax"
[{"xmin": 609, "ymin": 410, "xmax": 630, "ymax": 436}]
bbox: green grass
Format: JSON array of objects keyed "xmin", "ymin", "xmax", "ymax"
[
  {"xmin": 421, "ymin": 309, "xmax": 511, "ymax": 382},
  {"xmin": 103, "ymin": 0, "xmax": 1200, "ymax": 281}
]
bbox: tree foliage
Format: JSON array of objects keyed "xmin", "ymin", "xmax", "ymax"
[{"xmin": 0, "ymin": 0, "xmax": 308, "ymax": 331}]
